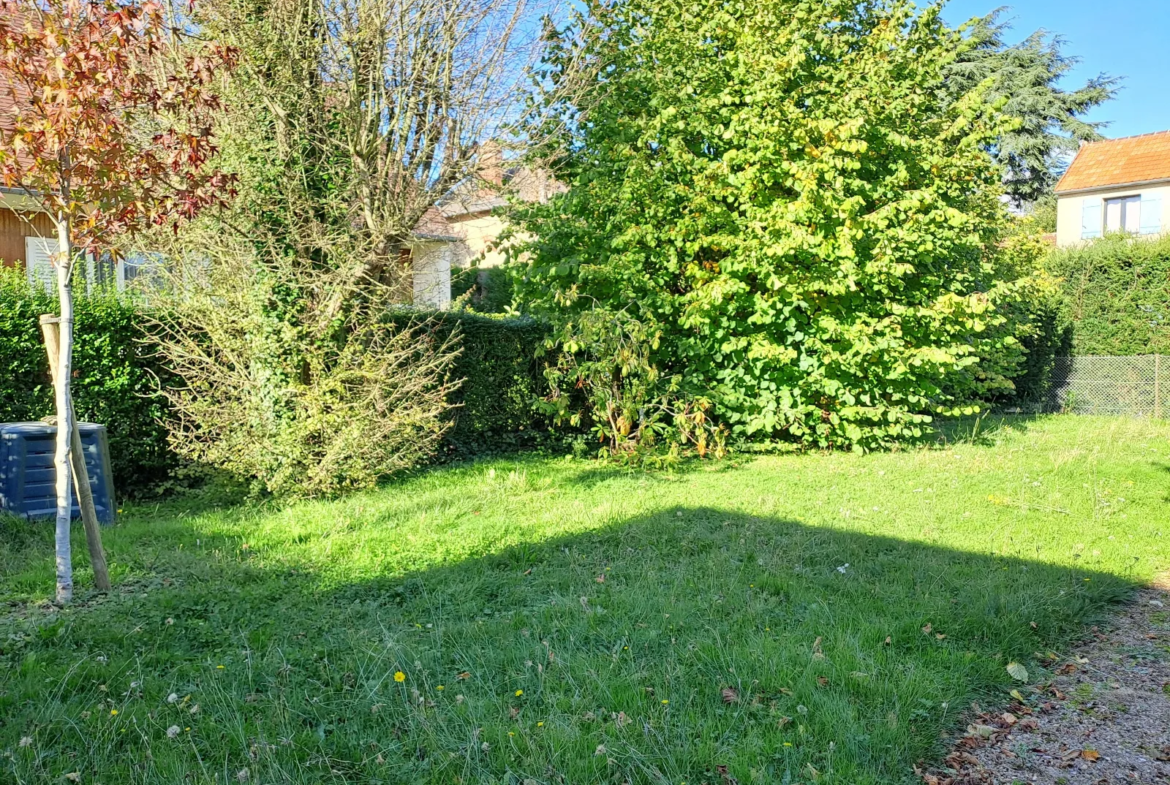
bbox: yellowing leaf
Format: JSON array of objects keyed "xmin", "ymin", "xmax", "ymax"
[{"xmin": 1006, "ymin": 662, "xmax": 1028, "ymax": 682}]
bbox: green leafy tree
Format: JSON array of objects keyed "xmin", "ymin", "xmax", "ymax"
[
  {"xmin": 945, "ymin": 8, "xmax": 1119, "ymax": 205},
  {"xmin": 513, "ymin": 0, "xmax": 1023, "ymax": 451}
]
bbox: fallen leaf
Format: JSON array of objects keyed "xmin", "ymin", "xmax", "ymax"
[
  {"xmin": 883, "ymin": 636, "xmax": 892, "ymax": 646},
  {"xmin": 816, "ymin": 676, "xmax": 829, "ymax": 687},
  {"xmin": 721, "ymin": 687, "xmax": 739, "ymax": 704},
  {"xmin": 966, "ymin": 724, "xmax": 995, "ymax": 739},
  {"xmin": 1081, "ymin": 749, "xmax": 1100, "ymax": 762},
  {"xmin": 1001, "ymin": 712, "xmax": 1017, "ymax": 726},
  {"xmin": 456, "ymin": 671, "xmax": 471, "ymax": 680},
  {"xmin": 922, "ymin": 623, "xmax": 933, "ymax": 635},
  {"xmin": 1006, "ymin": 662, "xmax": 1028, "ymax": 682},
  {"xmin": 1009, "ymin": 689, "xmax": 1025, "ymax": 701}
]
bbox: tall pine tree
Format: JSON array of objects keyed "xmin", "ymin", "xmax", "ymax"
[{"xmin": 946, "ymin": 9, "xmax": 1119, "ymax": 206}]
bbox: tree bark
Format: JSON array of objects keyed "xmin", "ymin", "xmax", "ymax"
[
  {"xmin": 40, "ymin": 315, "xmax": 110, "ymax": 592},
  {"xmin": 52, "ymin": 216, "xmax": 75, "ymax": 604}
]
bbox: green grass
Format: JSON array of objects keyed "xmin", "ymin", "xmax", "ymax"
[{"xmin": 2, "ymin": 415, "xmax": 1168, "ymax": 784}]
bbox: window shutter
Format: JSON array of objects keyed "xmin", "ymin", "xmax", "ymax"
[
  {"xmin": 24, "ymin": 237, "xmax": 55, "ymax": 293},
  {"xmin": 1140, "ymin": 195, "xmax": 1163, "ymax": 235},
  {"xmin": 1081, "ymin": 198, "xmax": 1103, "ymax": 239}
]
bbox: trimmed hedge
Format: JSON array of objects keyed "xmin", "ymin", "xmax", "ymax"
[
  {"xmin": 1051, "ymin": 234, "xmax": 1170, "ymax": 356},
  {"xmin": 1, "ymin": 271, "xmax": 554, "ymax": 498},
  {"xmin": 0, "ymin": 270, "xmax": 176, "ymax": 498},
  {"xmin": 384, "ymin": 309, "xmax": 552, "ymax": 458}
]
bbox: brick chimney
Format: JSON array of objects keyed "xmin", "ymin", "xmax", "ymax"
[{"xmin": 477, "ymin": 141, "xmax": 505, "ymax": 187}]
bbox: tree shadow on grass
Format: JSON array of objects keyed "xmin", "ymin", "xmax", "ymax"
[
  {"xmin": 931, "ymin": 413, "xmax": 1040, "ymax": 448},
  {"xmin": 0, "ymin": 506, "xmax": 1140, "ymax": 785}
]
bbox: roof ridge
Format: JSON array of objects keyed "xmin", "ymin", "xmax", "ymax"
[{"xmin": 1082, "ymin": 129, "xmax": 1170, "ymax": 146}]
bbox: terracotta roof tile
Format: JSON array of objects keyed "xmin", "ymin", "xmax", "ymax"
[{"xmin": 1055, "ymin": 131, "xmax": 1170, "ymax": 194}]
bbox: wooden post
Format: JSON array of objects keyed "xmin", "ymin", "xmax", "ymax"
[
  {"xmin": 40, "ymin": 315, "xmax": 110, "ymax": 592},
  {"xmin": 1157, "ymin": 355, "xmax": 1163, "ymax": 420}
]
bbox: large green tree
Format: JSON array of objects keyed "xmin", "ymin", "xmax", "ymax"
[
  {"xmin": 513, "ymin": 0, "xmax": 1026, "ymax": 451},
  {"xmin": 945, "ymin": 8, "xmax": 1119, "ymax": 206}
]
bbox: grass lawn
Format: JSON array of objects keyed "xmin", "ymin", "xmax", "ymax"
[{"xmin": 2, "ymin": 415, "xmax": 1169, "ymax": 784}]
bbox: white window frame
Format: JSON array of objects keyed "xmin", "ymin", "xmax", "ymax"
[
  {"xmin": 1103, "ymin": 195, "xmax": 1142, "ymax": 235},
  {"xmin": 24, "ymin": 236, "xmax": 56, "ymax": 293}
]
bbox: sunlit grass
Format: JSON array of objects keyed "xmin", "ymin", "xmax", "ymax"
[{"xmin": 1, "ymin": 415, "xmax": 1167, "ymax": 784}]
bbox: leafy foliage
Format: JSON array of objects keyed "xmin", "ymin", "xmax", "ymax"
[
  {"xmin": 1051, "ymin": 234, "xmax": 1170, "ymax": 356},
  {"xmin": 0, "ymin": 0, "xmax": 235, "ymax": 249},
  {"xmin": 148, "ymin": 253, "xmax": 462, "ymax": 498},
  {"xmin": 0, "ymin": 269, "xmax": 176, "ymax": 497},
  {"xmin": 514, "ymin": 0, "xmax": 1020, "ymax": 451},
  {"xmin": 944, "ymin": 10, "xmax": 1118, "ymax": 206},
  {"xmin": 538, "ymin": 306, "xmax": 725, "ymax": 463}
]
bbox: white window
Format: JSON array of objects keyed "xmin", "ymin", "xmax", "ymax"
[
  {"xmin": 24, "ymin": 236, "xmax": 56, "ymax": 293},
  {"xmin": 115, "ymin": 251, "xmax": 168, "ymax": 291},
  {"xmin": 1104, "ymin": 195, "xmax": 1141, "ymax": 234}
]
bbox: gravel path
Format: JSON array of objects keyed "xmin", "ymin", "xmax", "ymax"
[{"xmin": 922, "ymin": 587, "xmax": 1170, "ymax": 785}]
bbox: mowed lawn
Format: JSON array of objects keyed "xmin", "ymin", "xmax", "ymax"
[{"xmin": 2, "ymin": 416, "xmax": 1169, "ymax": 784}]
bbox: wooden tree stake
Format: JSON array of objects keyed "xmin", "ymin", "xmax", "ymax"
[{"xmin": 40, "ymin": 314, "xmax": 111, "ymax": 592}]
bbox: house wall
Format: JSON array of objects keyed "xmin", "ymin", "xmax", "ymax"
[
  {"xmin": 1056, "ymin": 183, "xmax": 1170, "ymax": 248},
  {"xmin": 411, "ymin": 240, "xmax": 452, "ymax": 310},
  {"xmin": 0, "ymin": 205, "xmax": 54, "ymax": 269},
  {"xmin": 447, "ymin": 211, "xmax": 512, "ymax": 269}
]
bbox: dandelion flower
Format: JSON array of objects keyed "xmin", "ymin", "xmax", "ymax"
[
  {"xmin": 537, "ymin": 721, "xmax": 544, "ymax": 727},
  {"xmin": 515, "ymin": 689, "xmax": 523, "ymax": 697},
  {"xmin": 661, "ymin": 699, "xmax": 669, "ymax": 705},
  {"xmin": 436, "ymin": 685, "xmax": 444, "ymax": 691},
  {"xmin": 110, "ymin": 709, "xmax": 119, "ymax": 716},
  {"xmin": 394, "ymin": 671, "xmax": 406, "ymax": 683},
  {"xmin": 216, "ymin": 665, "xmax": 225, "ymax": 670}
]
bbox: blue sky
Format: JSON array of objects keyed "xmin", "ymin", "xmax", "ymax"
[{"xmin": 942, "ymin": 0, "xmax": 1170, "ymax": 139}]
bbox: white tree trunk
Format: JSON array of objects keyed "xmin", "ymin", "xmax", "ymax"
[{"xmin": 53, "ymin": 217, "xmax": 75, "ymax": 604}]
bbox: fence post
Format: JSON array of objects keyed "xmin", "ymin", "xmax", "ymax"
[{"xmin": 1157, "ymin": 355, "xmax": 1162, "ymax": 419}]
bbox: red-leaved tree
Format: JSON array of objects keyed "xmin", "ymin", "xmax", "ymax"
[{"xmin": 0, "ymin": 0, "xmax": 235, "ymax": 603}]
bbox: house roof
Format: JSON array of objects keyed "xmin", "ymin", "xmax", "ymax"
[
  {"xmin": 439, "ymin": 167, "xmax": 563, "ymax": 219},
  {"xmin": 1055, "ymin": 131, "xmax": 1170, "ymax": 194}
]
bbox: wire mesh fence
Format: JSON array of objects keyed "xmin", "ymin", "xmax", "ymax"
[{"xmin": 1040, "ymin": 355, "xmax": 1167, "ymax": 417}]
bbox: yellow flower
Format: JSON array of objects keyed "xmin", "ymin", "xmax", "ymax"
[
  {"xmin": 436, "ymin": 685, "xmax": 444, "ymax": 691},
  {"xmin": 514, "ymin": 689, "xmax": 523, "ymax": 697},
  {"xmin": 537, "ymin": 721, "xmax": 544, "ymax": 727},
  {"xmin": 508, "ymin": 731, "xmax": 514, "ymax": 737},
  {"xmin": 110, "ymin": 709, "xmax": 118, "ymax": 716},
  {"xmin": 783, "ymin": 742, "xmax": 793, "ymax": 747},
  {"xmin": 216, "ymin": 665, "xmax": 225, "ymax": 670},
  {"xmin": 394, "ymin": 671, "xmax": 406, "ymax": 683},
  {"xmin": 661, "ymin": 699, "xmax": 669, "ymax": 705}
]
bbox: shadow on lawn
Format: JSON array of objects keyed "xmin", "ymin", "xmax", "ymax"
[
  {"xmin": 0, "ymin": 503, "xmax": 1142, "ymax": 785},
  {"xmin": 931, "ymin": 413, "xmax": 1040, "ymax": 448}
]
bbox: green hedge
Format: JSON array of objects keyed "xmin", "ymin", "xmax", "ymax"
[
  {"xmin": 1, "ymin": 271, "xmax": 554, "ymax": 497},
  {"xmin": 384, "ymin": 309, "xmax": 552, "ymax": 458},
  {"xmin": 1051, "ymin": 234, "xmax": 1170, "ymax": 355},
  {"xmin": 0, "ymin": 270, "xmax": 176, "ymax": 498}
]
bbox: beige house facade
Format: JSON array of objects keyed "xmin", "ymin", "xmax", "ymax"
[{"xmin": 1054, "ymin": 131, "xmax": 1170, "ymax": 248}]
